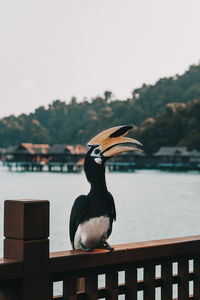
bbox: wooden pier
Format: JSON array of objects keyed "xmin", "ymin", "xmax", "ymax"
[
  {"xmin": 0, "ymin": 199, "xmax": 200, "ymax": 299},
  {"xmin": 3, "ymin": 144, "xmax": 200, "ymax": 172},
  {"xmin": 107, "ymin": 162, "xmax": 136, "ymax": 172},
  {"xmin": 3, "ymin": 143, "xmax": 86, "ymax": 173},
  {"xmin": 4, "ymin": 161, "xmax": 83, "ymax": 173}
]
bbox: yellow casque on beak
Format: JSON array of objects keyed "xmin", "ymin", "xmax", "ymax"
[
  {"xmin": 88, "ymin": 125, "xmax": 133, "ymax": 146},
  {"xmin": 88, "ymin": 125, "xmax": 143, "ymax": 158}
]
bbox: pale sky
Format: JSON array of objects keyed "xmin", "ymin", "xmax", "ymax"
[{"xmin": 1, "ymin": 0, "xmax": 200, "ymax": 118}]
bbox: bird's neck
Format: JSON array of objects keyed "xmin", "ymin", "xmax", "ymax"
[
  {"xmin": 89, "ymin": 172, "xmax": 108, "ymax": 194},
  {"xmin": 85, "ymin": 161, "xmax": 108, "ymax": 194}
]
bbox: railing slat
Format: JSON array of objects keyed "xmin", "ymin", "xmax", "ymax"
[
  {"xmin": 125, "ymin": 264, "xmax": 137, "ymax": 300},
  {"xmin": 63, "ymin": 275, "xmax": 77, "ymax": 300},
  {"xmin": 144, "ymin": 263, "xmax": 155, "ymax": 300},
  {"xmin": 85, "ymin": 273, "xmax": 98, "ymax": 300},
  {"xmin": 106, "ymin": 271, "xmax": 118, "ymax": 300},
  {"xmin": 49, "ymin": 281, "xmax": 53, "ymax": 300},
  {"xmin": 194, "ymin": 256, "xmax": 200, "ymax": 300},
  {"xmin": 178, "ymin": 258, "xmax": 189, "ymax": 300},
  {"xmin": 161, "ymin": 260, "xmax": 172, "ymax": 300}
]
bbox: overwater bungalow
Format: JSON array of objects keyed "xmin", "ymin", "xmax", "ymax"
[
  {"xmin": 4, "ymin": 143, "xmax": 49, "ymax": 162},
  {"xmin": 189, "ymin": 149, "xmax": 200, "ymax": 168},
  {"xmin": 108, "ymin": 151, "xmax": 146, "ymax": 171},
  {"xmin": 153, "ymin": 146, "xmax": 199, "ymax": 170},
  {"xmin": 3, "ymin": 143, "xmax": 87, "ymax": 172},
  {"xmin": 3, "ymin": 143, "xmax": 200, "ymax": 172},
  {"xmin": 4, "ymin": 143, "xmax": 50, "ymax": 171},
  {"xmin": 47, "ymin": 144, "xmax": 86, "ymax": 163},
  {"xmin": 47, "ymin": 144, "xmax": 87, "ymax": 172}
]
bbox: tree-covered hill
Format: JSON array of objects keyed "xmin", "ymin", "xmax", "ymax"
[
  {"xmin": 133, "ymin": 98, "xmax": 200, "ymax": 154},
  {"xmin": 132, "ymin": 64, "xmax": 200, "ymax": 119},
  {"xmin": 1, "ymin": 64, "xmax": 200, "ymax": 150}
]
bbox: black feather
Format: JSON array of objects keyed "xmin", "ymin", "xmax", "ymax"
[{"xmin": 69, "ymin": 195, "xmax": 89, "ymax": 249}]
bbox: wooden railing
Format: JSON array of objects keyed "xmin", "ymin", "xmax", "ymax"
[{"xmin": 0, "ymin": 199, "xmax": 200, "ymax": 299}]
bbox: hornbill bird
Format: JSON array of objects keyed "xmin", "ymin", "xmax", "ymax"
[{"xmin": 69, "ymin": 125, "xmax": 143, "ymax": 251}]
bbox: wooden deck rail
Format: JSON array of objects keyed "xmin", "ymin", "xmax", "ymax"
[{"xmin": 0, "ymin": 200, "xmax": 200, "ymax": 299}]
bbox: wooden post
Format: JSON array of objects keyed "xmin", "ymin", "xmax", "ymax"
[
  {"xmin": 4, "ymin": 199, "xmax": 49, "ymax": 300},
  {"xmin": 125, "ymin": 264, "xmax": 137, "ymax": 300}
]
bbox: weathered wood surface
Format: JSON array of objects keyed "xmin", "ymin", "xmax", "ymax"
[
  {"xmin": 3, "ymin": 199, "xmax": 49, "ymax": 300},
  {"xmin": 49, "ymin": 235, "xmax": 200, "ymax": 274},
  {"xmin": 0, "ymin": 259, "xmax": 22, "ymax": 280}
]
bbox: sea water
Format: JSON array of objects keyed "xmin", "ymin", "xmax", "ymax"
[{"xmin": 0, "ymin": 164, "xmax": 199, "ymax": 298}]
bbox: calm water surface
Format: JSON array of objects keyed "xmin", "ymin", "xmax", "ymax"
[{"xmin": 0, "ymin": 164, "xmax": 199, "ymax": 258}]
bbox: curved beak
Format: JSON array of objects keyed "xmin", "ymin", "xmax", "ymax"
[
  {"xmin": 102, "ymin": 136, "xmax": 143, "ymax": 158},
  {"xmin": 88, "ymin": 125, "xmax": 143, "ymax": 158}
]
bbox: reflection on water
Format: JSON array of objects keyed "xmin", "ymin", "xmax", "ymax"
[{"xmin": 0, "ymin": 164, "xmax": 200, "ymax": 258}]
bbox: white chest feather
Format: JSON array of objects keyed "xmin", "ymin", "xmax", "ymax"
[{"xmin": 74, "ymin": 216, "xmax": 110, "ymax": 249}]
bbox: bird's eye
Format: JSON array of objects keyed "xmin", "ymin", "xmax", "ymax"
[{"xmin": 94, "ymin": 149, "xmax": 100, "ymax": 155}]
